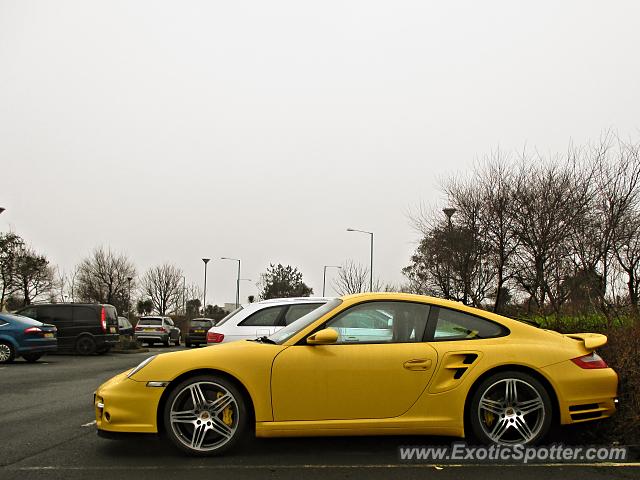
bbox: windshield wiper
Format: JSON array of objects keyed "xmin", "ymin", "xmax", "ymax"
[{"xmin": 254, "ymin": 336, "xmax": 276, "ymax": 344}]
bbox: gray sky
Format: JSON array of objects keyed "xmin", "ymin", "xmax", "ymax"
[{"xmin": 1, "ymin": 0, "xmax": 639, "ymax": 305}]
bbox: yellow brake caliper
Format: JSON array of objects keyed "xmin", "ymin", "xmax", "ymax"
[
  {"xmin": 484, "ymin": 411, "xmax": 495, "ymax": 427},
  {"xmin": 216, "ymin": 392, "xmax": 233, "ymax": 426}
]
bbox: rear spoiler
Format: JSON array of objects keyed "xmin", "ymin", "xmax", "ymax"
[{"xmin": 565, "ymin": 333, "xmax": 607, "ymax": 350}]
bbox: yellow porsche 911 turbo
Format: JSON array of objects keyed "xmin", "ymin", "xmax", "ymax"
[{"xmin": 95, "ymin": 293, "xmax": 618, "ymax": 456}]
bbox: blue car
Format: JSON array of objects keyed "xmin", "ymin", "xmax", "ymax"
[{"xmin": 0, "ymin": 313, "xmax": 57, "ymax": 363}]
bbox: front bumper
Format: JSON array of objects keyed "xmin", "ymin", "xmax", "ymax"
[
  {"xmin": 94, "ymin": 371, "xmax": 165, "ymax": 433},
  {"xmin": 542, "ymin": 362, "xmax": 618, "ymax": 425}
]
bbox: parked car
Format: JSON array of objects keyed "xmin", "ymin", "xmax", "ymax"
[
  {"xmin": 96, "ymin": 292, "xmax": 619, "ymax": 456},
  {"xmin": 118, "ymin": 316, "xmax": 134, "ymax": 336},
  {"xmin": 135, "ymin": 316, "xmax": 181, "ymax": 347},
  {"xmin": 206, "ymin": 297, "xmax": 330, "ymax": 344},
  {"xmin": 0, "ymin": 313, "xmax": 58, "ymax": 363},
  {"xmin": 15, "ymin": 303, "xmax": 119, "ymax": 355},
  {"xmin": 185, "ymin": 318, "xmax": 215, "ymax": 347}
]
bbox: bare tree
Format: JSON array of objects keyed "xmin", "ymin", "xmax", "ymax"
[
  {"xmin": 333, "ymin": 260, "xmax": 369, "ymax": 295},
  {"xmin": 141, "ymin": 264, "xmax": 184, "ymax": 315},
  {"xmin": 0, "ymin": 232, "xmax": 24, "ymax": 310},
  {"xmin": 614, "ymin": 211, "xmax": 640, "ymax": 316},
  {"xmin": 76, "ymin": 247, "xmax": 136, "ymax": 312},
  {"xmin": 13, "ymin": 246, "xmax": 54, "ymax": 306}
]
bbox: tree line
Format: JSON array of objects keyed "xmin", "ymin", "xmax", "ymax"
[{"xmin": 402, "ymin": 134, "xmax": 640, "ymax": 320}]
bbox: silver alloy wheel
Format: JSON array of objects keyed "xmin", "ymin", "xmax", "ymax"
[
  {"xmin": 477, "ymin": 378, "xmax": 545, "ymax": 444},
  {"xmin": 169, "ymin": 381, "xmax": 239, "ymax": 452},
  {"xmin": 0, "ymin": 343, "xmax": 11, "ymax": 362}
]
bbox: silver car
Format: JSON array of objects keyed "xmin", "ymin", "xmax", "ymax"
[{"xmin": 134, "ymin": 316, "xmax": 181, "ymax": 347}]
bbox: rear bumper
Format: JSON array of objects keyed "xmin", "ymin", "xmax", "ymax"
[
  {"xmin": 542, "ymin": 362, "xmax": 618, "ymax": 424},
  {"xmin": 134, "ymin": 333, "xmax": 169, "ymax": 342},
  {"xmin": 185, "ymin": 334, "xmax": 207, "ymax": 343}
]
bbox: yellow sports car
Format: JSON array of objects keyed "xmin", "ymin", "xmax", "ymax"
[{"xmin": 95, "ymin": 293, "xmax": 618, "ymax": 455}]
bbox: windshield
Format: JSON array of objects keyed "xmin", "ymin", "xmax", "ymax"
[
  {"xmin": 215, "ymin": 306, "xmax": 244, "ymax": 326},
  {"xmin": 269, "ymin": 298, "xmax": 342, "ymax": 344}
]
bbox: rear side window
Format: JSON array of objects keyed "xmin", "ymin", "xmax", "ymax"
[
  {"xmin": 166, "ymin": 318, "xmax": 174, "ymax": 326},
  {"xmin": 0, "ymin": 319, "xmax": 7, "ymax": 326},
  {"xmin": 239, "ymin": 306, "xmax": 286, "ymax": 327},
  {"xmin": 284, "ymin": 303, "xmax": 323, "ymax": 325},
  {"xmin": 73, "ymin": 306, "xmax": 97, "ymax": 323},
  {"xmin": 18, "ymin": 307, "xmax": 37, "ymax": 320},
  {"xmin": 39, "ymin": 306, "xmax": 73, "ymax": 324},
  {"xmin": 216, "ymin": 307, "xmax": 243, "ymax": 326},
  {"xmin": 433, "ymin": 308, "xmax": 507, "ymax": 340},
  {"xmin": 139, "ymin": 318, "xmax": 162, "ymax": 326},
  {"xmin": 105, "ymin": 306, "xmax": 118, "ymax": 322}
]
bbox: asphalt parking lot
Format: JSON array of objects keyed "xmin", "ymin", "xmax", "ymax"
[{"xmin": 1, "ymin": 347, "xmax": 638, "ymax": 480}]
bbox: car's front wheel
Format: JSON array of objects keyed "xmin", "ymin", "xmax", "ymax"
[
  {"xmin": 163, "ymin": 375, "xmax": 248, "ymax": 456},
  {"xmin": 22, "ymin": 353, "xmax": 43, "ymax": 363},
  {"xmin": 469, "ymin": 371, "xmax": 552, "ymax": 445}
]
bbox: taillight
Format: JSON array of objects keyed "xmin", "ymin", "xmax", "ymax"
[
  {"xmin": 207, "ymin": 332, "xmax": 224, "ymax": 343},
  {"xmin": 571, "ymin": 352, "xmax": 608, "ymax": 369},
  {"xmin": 100, "ymin": 307, "xmax": 107, "ymax": 333},
  {"xmin": 24, "ymin": 326, "xmax": 42, "ymax": 334}
]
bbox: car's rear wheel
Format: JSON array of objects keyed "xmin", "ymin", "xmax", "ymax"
[
  {"xmin": 75, "ymin": 335, "xmax": 96, "ymax": 355},
  {"xmin": 22, "ymin": 353, "xmax": 43, "ymax": 363},
  {"xmin": 163, "ymin": 375, "xmax": 248, "ymax": 456},
  {"xmin": 469, "ymin": 371, "xmax": 552, "ymax": 445},
  {"xmin": 0, "ymin": 342, "xmax": 15, "ymax": 363}
]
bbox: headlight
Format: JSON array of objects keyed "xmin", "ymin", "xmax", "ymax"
[{"xmin": 127, "ymin": 355, "xmax": 157, "ymax": 378}]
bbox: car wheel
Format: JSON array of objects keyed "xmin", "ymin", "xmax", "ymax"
[
  {"xmin": 163, "ymin": 338, "xmax": 170, "ymax": 347},
  {"xmin": 75, "ymin": 336, "xmax": 97, "ymax": 355},
  {"xmin": 175, "ymin": 336, "xmax": 182, "ymax": 346},
  {"xmin": 469, "ymin": 371, "xmax": 552, "ymax": 445},
  {"xmin": 163, "ymin": 375, "xmax": 248, "ymax": 456},
  {"xmin": 22, "ymin": 353, "xmax": 43, "ymax": 363},
  {"xmin": 186, "ymin": 342, "xmax": 192, "ymax": 348},
  {"xmin": 0, "ymin": 342, "xmax": 15, "ymax": 363}
]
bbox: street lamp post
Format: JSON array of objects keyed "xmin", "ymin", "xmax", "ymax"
[
  {"xmin": 126, "ymin": 276, "xmax": 132, "ymax": 324},
  {"xmin": 202, "ymin": 258, "xmax": 210, "ymax": 317},
  {"xmin": 347, "ymin": 228, "xmax": 374, "ymax": 291},
  {"xmin": 221, "ymin": 257, "xmax": 241, "ymax": 309},
  {"xmin": 322, "ymin": 265, "xmax": 342, "ymax": 296},
  {"xmin": 442, "ymin": 208, "xmax": 457, "ymax": 300},
  {"xmin": 182, "ymin": 276, "xmax": 186, "ymax": 316}
]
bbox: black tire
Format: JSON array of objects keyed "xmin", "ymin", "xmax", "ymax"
[
  {"xmin": 163, "ymin": 375, "xmax": 249, "ymax": 456},
  {"xmin": 174, "ymin": 336, "xmax": 181, "ymax": 347},
  {"xmin": 75, "ymin": 335, "xmax": 97, "ymax": 355},
  {"xmin": 22, "ymin": 353, "xmax": 43, "ymax": 363},
  {"xmin": 0, "ymin": 341, "xmax": 16, "ymax": 363},
  {"xmin": 469, "ymin": 371, "xmax": 552, "ymax": 445},
  {"xmin": 163, "ymin": 338, "xmax": 170, "ymax": 347},
  {"xmin": 186, "ymin": 342, "xmax": 192, "ymax": 348}
]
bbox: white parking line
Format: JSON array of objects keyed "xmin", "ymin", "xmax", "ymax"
[{"xmin": 81, "ymin": 420, "xmax": 96, "ymax": 427}]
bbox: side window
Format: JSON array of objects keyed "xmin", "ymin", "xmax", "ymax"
[
  {"xmin": 239, "ymin": 306, "xmax": 286, "ymax": 327},
  {"xmin": 166, "ymin": 318, "xmax": 174, "ymax": 327},
  {"xmin": 284, "ymin": 303, "xmax": 323, "ymax": 325},
  {"xmin": 73, "ymin": 307, "xmax": 97, "ymax": 324},
  {"xmin": 433, "ymin": 308, "xmax": 507, "ymax": 340},
  {"xmin": 40, "ymin": 306, "xmax": 73, "ymax": 325},
  {"xmin": 326, "ymin": 302, "xmax": 430, "ymax": 344}
]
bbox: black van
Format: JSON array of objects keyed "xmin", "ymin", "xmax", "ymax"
[{"xmin": 15, "ymin": 303, "xmax": 119, "ymax": 355}]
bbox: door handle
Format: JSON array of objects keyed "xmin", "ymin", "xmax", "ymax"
[{"xmin": 403, "ymin": 358, "xmax": 432, "ymax": 371}]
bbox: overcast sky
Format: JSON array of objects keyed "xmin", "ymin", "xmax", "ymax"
[{"xmin": 1, "ymin": 0, "xmax": 639, "ymax": 306}]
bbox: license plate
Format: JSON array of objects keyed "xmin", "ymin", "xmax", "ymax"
[
  {"xmin": 44, "ymin": 332, "xmax": 54, "ymax": 338},
  {"xmin": 110, "ymin": 327, "xmax": 116, "ymax": 333},
  {"xmin": 195, "ymin": 329, "xmax": 204, "ymax": 333},
  {"xmin": 144, "ymin": 328, "xmax": 154, "ymax": 332}
]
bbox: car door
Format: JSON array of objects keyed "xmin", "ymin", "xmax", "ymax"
[
  {"xmin": 237, "ymin": 305, "xmax": 287, "ymax": 339},
  {"xmin": 40, "ymin": 306, "xmax": 74, "ymax": 348},
  {"xmin": 270, "ymin": 301, "xmax": 438, "ymax": 421}
]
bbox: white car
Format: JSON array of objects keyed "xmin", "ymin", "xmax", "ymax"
[{"xmin": 206, "ymin": 297, "xmax": 330, "ymax": 344}]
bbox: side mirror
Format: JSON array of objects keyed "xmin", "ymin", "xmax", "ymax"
[{"xmin": 306, "ymin": 328, "xmax": 339, "ymax": 345}]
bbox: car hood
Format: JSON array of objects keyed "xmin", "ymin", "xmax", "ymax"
[{"xmin": 129, "ymin": 340, "xmax": 286, "ymax": 383}]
